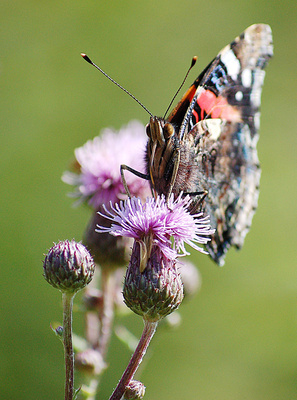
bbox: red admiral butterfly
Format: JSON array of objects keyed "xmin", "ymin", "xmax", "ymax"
[
  {"xmin": 145, "ymin": 24, "xmax": 273, "ymax": 265},
  {"xmin": 83, "ymin": 24, "xmax": 273, "ymax": 266}
]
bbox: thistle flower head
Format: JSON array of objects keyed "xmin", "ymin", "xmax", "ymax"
[
  {"xmin": 62, "ymin": 121, "xmax": 150, "ymax": 208},
  {"xmin": 43, "ymin": 240, "xmax": 95, "ymax": 294},
  {"xmin": 97, "ymin": 195, "xmax": 214, "ymax": 320},
  {"xmin": 97, "ymin": 194, "xmax": 215, "ymax": 264}
]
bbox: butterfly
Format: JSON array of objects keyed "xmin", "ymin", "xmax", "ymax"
[
  {"xmin": 82, "ymin": 23, "xmax": 273, "ymax": 266},
  {"xmin": 144, "ymin": 24, "xmax": 273, "ymax": 265}
]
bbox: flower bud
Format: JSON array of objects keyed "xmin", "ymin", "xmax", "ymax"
[
  {"xmin": 82, "ymin": 287, "xmax": 103, "ymax": 311},
  {"xmin": 123, "ymin": 242, "xmax": 184, "ymax": 322},
  {"xmin": 83, "ymin": 209, "xmax": 132, "ymax": 268},
  {"xmin": 43, "ymin": 240, "xmax": 95, "ymax": 294},
  {"xmin": 124, "ymin": 380, "xmax": 145, "ymax": 400},
  {"xmin": 50, "ymin": 324, "xmax": 64, "ymax": 339},
  {"xmin": 75, "ymin": 348, "xmax": 106, "ymax": 376}
]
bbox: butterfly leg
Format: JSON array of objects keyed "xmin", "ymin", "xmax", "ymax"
[
  {"xmin": 166, "ymin": 147, "xmax": 181, "ymax": 200},
  {"xmin": 187, "ymin": 190, "xmax": 208, "ymax": 214},
  {"xmin": 120, "ymin": 164, "xmax": 150, "ymax": 198}
]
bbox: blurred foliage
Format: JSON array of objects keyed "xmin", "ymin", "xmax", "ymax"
[{"xmin": 1, "ymin": 1, "xmax": 296, "ymax": 399}]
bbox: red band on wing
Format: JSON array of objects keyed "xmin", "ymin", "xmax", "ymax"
[
  {"xmin": 192, "ymin": 109, "xmax": 199, "ymax": 124},
  {"xmin": 197, "ymin": 89, "xmax": 241, "ymax": 121}
]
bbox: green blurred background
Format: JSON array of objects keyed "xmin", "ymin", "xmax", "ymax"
[{"xmin": 1, "ymin": 1, "xmax": 296, "ymax": 399}]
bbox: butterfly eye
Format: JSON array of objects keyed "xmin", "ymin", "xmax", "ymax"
[
  {"xmin": 163, "ymin": 123, "xmax": 175, "ymax": 140},
  {"xmin": 145, "ymin": 123, "xmax": 151, "ymax": 138}
]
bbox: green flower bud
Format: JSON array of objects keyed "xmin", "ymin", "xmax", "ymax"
[
  {"xmin": 123, "ymin": 243, "xmax": 184, "ymax": 322},
  {"xmin": 53, "ymin": 325, "xmax": 64, "ymax": 338},
  {"xmin": 124, "ymin": 380, "xmax": 145, "ymax": 400},
  {"xmin": 43, "ymin": 240, "xmax": 95, "ymax": 294}
]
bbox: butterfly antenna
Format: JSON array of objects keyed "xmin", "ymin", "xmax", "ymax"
[
  {"xmin": 81, "ymin": 53, "xmax": 153, "ymax": 117},
  {"xmin": 163, "ymin": 56, "xmax": 197, "ymax": 119}
]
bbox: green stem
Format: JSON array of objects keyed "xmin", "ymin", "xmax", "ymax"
[
  {"xmin": 62, "ymin": 292, "xmax": 75, "ymax": 400},
  {"xmin": 109, "ymin": 320, "xmax": 158, "ymax": 400},
  {"xmin": 97, "ymin": 269, "xmax": 115, "ymax": 357}
]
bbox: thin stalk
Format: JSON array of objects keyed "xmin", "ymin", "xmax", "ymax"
[
  {"xmin": 82, "ymin": 268, "xmax": 116, "ymax": 400},
  {"xmin": 85, "ymin": 267, "xmax": 101, "ymax": 347},
  {"xmin": 62, "ymin": 292, "xmax": 75, "ymax": 400},
  {"xmin": 109, "ymin": 320, "xmax": 158, "ymax": 400},
  {"xmin": 81, "ymin": 378, "xmax": 100, "ymax": 400},
  {"xmin": 97, "ymin": 269, "xmax": 115, "ymax": 357}
]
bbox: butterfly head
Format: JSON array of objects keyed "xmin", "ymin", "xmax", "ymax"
[{"xmin": 146, "ymin": 116, "xmax": 175, "ymax": 144}]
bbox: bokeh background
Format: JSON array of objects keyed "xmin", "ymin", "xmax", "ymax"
[{"xmin": 1, "ymin": 1, "xmax": 296, "ymax": 399}]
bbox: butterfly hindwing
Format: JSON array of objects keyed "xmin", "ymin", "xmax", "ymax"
[{"xmin": 188, "ymin": 119, "xmax": 260, "ymax": 265}]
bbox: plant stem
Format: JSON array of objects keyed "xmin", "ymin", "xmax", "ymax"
[
  {"xmin": 84, "ymin": 267, "xmax": 100, "ymax": 347},
  {"xmin": 97, "ymin": 269, "xmax": 115, "ymax": 357},
  {"xmin": 82, "ymin": 268, "xmax": 116, "ymax": 400},
  {"xmin": 109, "ymin": 320, "xmax": 158, "ymax": 400},
  {"xmin": 62, "ymin": 292, "xmax": 75, "ymax": 400}
]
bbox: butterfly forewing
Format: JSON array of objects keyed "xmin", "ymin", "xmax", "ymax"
[{"xmin": 151, "ymin": 24, "xmax": 273, "ymax": 265}]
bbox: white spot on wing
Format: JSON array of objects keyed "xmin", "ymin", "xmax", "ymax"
[
  {"xmin": 250, "ymin": 70, "xmax": 265, "ymax": 107},
  {"xmin": 254, "ymin": 112, "xmax": 261, "ymax": 131},
  {"xmin": 220, "ymin": 48, "xmax": 241, "ymax": 80},
  {"xmin": 235, "ymin": 91, "xmax": 243, "ymax": 101},
  {"xmin": 205, "ymin": 120, "xmax": 223, "ymax": 140},
  {"xmin": 241, "ymin": 69, "xmax": 252, "ymax": 87},
  {"xmin": 195, "ymin": 120, "xmax": 223, "ymax": 141}
]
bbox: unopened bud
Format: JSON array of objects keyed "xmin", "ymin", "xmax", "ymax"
[
  {"xmin": 50, "ymin": 324, "xmax": 64, "ymax": 339},
  {"xmin": 123, "ymin": 243, "xmax": 184, "ymax": 322},
  {"xmin": 75, "ymin": 348, "xmax": 106, "ymax": 376},
  {"xmin": 124, "ymin": 380, "xmax": 145, "ymax": 400},
  {"xmin": 43, "ymin": 240, "xmax": 95, "ymax": 294}
]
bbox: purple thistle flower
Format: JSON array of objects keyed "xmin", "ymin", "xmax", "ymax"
[
  {"xmin": 96, "ymin": 194, "xmax": 215, "ymax": 263},
  {"xmin": 62, "ymin": 121, "xmax": 150, "ymax": 208}
]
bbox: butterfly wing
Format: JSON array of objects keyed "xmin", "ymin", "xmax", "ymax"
[
  {"xmin": 169, "ymin": 24, "xmax": 273, "ymax": 265},
  {"xmin": 190, "ymin": 119, "xmax": 261, "ymax": 265}
]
